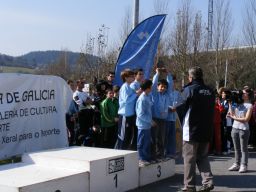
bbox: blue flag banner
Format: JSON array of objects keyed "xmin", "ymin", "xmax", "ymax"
[{"xmin": 114, "ymin": 14, "xmax": 166, "ymax": 86}]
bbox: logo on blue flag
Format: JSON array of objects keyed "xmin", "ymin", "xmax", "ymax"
[{"xmin": 114, "ymin": 14, "xmax": 166, "ymax": 86}]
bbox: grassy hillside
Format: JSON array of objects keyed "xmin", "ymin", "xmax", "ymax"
[{"xmin": 0, "ymin": 66, "xmax": 35, "ymax": 74}]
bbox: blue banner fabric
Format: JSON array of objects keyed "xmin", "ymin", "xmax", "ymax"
[{"xmin": 114, "ymin": 14, "xmax": 166, "ymax": 86}]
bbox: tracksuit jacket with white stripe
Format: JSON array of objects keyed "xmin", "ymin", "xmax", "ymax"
[{"xmin": 179, "ymin": 79, "xmax": 215, "ymax": 142}]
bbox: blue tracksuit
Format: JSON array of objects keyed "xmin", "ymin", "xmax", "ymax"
[
  {"xmin": 136, "ymin": 92, "xmax": 153, "ymax": 161},
  {"xmin": 116, "ymin": 82, "xmax": 137, "ymax": 150},
  {"xmin": 151, "ymin": 72, "xmax": 173, "ymax": 159}
]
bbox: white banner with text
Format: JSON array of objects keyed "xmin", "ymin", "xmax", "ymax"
[{"xmin": 0, "ymin": 73, "xmax": 72, "ymax": 159}]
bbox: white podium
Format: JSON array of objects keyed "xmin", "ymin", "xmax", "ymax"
[
  {"xmin": 23, "ymin": 147, "xmax": 139, "ymax": 192},
  {"xmin": 0, "ymin": 147, "xmax": 176, "ymax": 192},
  {"xmin": 139, "ymin": 159, "xmax": 175, "ymax": 186},
  {"xmin": 0, "ymin": 162, "xmax": 89, "ymax": 192}
]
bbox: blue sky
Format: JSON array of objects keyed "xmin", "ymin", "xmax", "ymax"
[{"xmin": 0, "ymin": 0, "xmax": 244, "ymax": 56}]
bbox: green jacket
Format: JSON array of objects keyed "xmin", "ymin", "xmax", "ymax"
[{"xmin": 100, "ymin": 97, "xmax": 119, "ymax": 128}]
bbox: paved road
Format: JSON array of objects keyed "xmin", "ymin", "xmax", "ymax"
[{"xmin": 130, "ymin": 150, "xmax": 256, "ymax": 192}]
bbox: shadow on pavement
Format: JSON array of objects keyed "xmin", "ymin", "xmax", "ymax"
[{"xmin": 213, "ymin": 174, "xmax": 256, "ymax": 189}]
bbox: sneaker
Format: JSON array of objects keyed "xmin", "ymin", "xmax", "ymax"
[
  {"xmin": 228, "ymin": 163, "xmax": 240, "ymax": 171},
  {"xmin": 139, "ymin": 160, "xmax": 150, "ymax": 167},
  {"xmin": 239, "ymin": 165, "xmax": 247, "ymax": 173},
  {"xmin": 198, "ymin": 184, "xmax": 214, "ymax": 192},
  {"xmin": 178, "ymin": 187, "xmax": 196, "ymax": 192}
]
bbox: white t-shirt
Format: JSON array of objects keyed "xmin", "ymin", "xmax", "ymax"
[
  {"xmin": 73, "ymin": 90, "xmax": 89, "ymax": 110},
  {"xmin": 232, "ymin": 103, "xmax": 252, "ymax": 130}
]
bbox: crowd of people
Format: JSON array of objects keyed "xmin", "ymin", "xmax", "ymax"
[
  {"xmin": 65, "ymin": 66, "xmax": 256, "ymax": 192},
  {"xmin": 212, "ymin": 87, "xmax": 256, "ymax": 174},
  {"xmin": 65, "ymin": 68, "xmax": 182, "ymax": 165}
]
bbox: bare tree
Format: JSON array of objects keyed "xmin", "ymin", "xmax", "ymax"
[
  {"xmin": 169, "ymin": 0, "xmax": 192, "ymax": 86},
  {"xmin": 212, "ymin": 0, "xmax": 232, "ymax": 89},
  {"xmin": 104, "ymin": 47, "xmax": 118, "ymax": 70},
  {"xmin": 75, "ymin": 26, "xmax": 111, "ymax": 83},
  {"xmin": 240, "ymin": 0, "xmax": 256, "ymax": 88},
  {"xmin": 243, "ymin": 0, "xmax": 256, "ymax": 46},
  {"xmin": 153, "ymin": 0, "xmax": 170, "ymax": 58},
  {"xmin": 74, "ymin": 39, "xmax": 98, "ymax": 83},
  {"xmin": 153, "ymin": 0, "xmax": 169, "ymax": 15},
  {"xmin": 75, "ymin": 43, "xmax": 89, "ymax": 79},
  {"xmin": 191, "ymin": 12, "xmax": 204, "ymax": 65},
  {"xmin": 119, "ymin": 6, "xmax": 133, "ymax": 46}
]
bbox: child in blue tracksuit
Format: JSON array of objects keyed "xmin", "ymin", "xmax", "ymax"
[
  {"xmin": 115, "ymin": 69, "xmax": 138, "ymax": 150},
  {"xmin": 136, "ymin": 80, "xmax": 153, "ymax": 166},
  {"xmin": 129, "ymin": 68, "xmax": 144, "ymax": 149},
  {"xmin": 165, "ymin": 75, "xmax": 182, "ymax": 158},
  {"xmin": 151, "ymin": 68, "xmax": 173, "ymax": 160},
  {"xmin": 130, "ymin": 68, "xmax": 144, "ymax": 94}
]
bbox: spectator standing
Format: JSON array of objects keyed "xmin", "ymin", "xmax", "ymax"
[
  {"xmin": 220, "ymin": 89, "xmax": 233, "ymax": 154},
  {"xmin": 73, "ymin": 79, "xmax": 94, "ymax": 145},
  {"xmin": 106, "ymin": 71, "xmax": 115, "ymax": 90},
  {"xmin": 249, "ymin": 89, "xmax": 256, "ymax": 149},
  {"xmin": 95, "ymin": 80, "xmax": 108, "ymax": 102},
  {"xmin": 66, "ymin": 80, "xmax": 79, "ymax": 146},
  {"xmin": 228, "ymin": 88, "xmax": 253, "ymax": 173},
  {"xmin": 67, "ymin": 79, "xmax": 76, "ymax": 92},
  {"xmin": 210, "ymin": 95, "xmax": 224, "ymax": 155},
  {"xmin": 177, "ymin": 66, "xmax": 215, "ymax": 192},
  {"xmin": 94, "ymin": 71, "xmax": 115, "ymax": 95},
  {"xmin": 100, "ymin": 89, "xmax": 119, "ymax": 148},
  {"xmin": 249, "ymin": 91, "xmax": 256, "ymax": 150}
]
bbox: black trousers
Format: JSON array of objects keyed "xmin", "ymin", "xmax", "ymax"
[{"xmin": 115, "ymin": 115, "xmax": 136, "ymax": 150}]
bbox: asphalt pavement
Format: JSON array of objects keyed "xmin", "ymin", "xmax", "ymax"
[{"xmin": 130, "ymin": 149, "xmax": 256, "ymax": 192}]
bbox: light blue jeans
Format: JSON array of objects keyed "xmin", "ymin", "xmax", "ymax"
[{"xmin": 231, "ymin": 128, "xmax": 250, "ymax": 166}]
